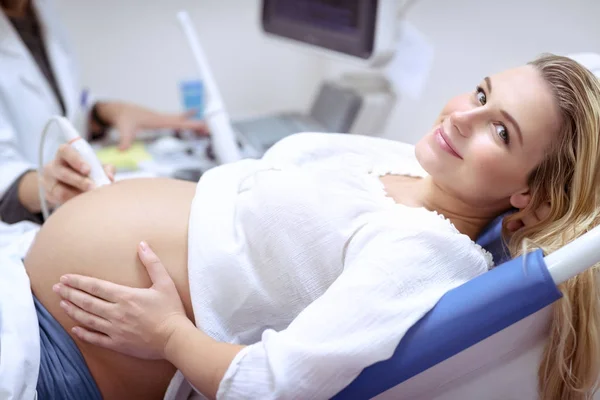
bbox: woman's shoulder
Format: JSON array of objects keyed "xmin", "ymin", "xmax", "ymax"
[{"xmin": 262, "ymin": 132, "xmax": 422, "ymax": 171}]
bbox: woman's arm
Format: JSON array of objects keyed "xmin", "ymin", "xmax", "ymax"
[{"xmin": 164, "ymin": 319, "xmax": 244, "ymax": 399}]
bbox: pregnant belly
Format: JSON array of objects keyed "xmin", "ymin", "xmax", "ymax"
[{"xmin": 25, "ymin": 178, "xmax": 197, "ymax": 399}]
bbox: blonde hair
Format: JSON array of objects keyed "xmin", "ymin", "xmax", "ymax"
[{"xmin": 503, "ymin": 54, "xmax": 600, "ymax": 399}]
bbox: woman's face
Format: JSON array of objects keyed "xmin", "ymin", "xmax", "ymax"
[{"xmin": 415, "ymin": 65, "xmax": 562, "ymax": 209}]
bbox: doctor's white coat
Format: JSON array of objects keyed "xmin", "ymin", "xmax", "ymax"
[{"xmin": 0, "ymin": 0, "xmax": 92, "ymax": 199}]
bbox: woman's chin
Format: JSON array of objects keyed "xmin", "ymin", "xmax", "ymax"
[{"xmin": 415, "ymin": 136, "xmax": 445, "ymax": 175}]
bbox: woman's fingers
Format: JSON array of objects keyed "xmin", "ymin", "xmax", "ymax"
[
  {"xmin": 506, "ymin": 219, "xmax": 524, "ymax": 233},
  {"xmin": 507, "ymin": 202, "xmax": 552, "ymax": 233},
  {"xmin": 54, "ymin": 282, "xmax": 115, "ymax": 320},
  {"xmin": 59, "ymin": 275, "xmax": 124, "ymax": 303},
  {"xmin": 519, "ymin": 212, "xmax": 539, "ymax": 228},
  {"xmin": 71, "ymin": 326, "xmax": 116, "ymax": 350},
  {"xmin": 138, "ymin": 242, "xmax": 175, "ymax": 288},
  {"xmin": 59, "ymin": 299, "xmax": 112, "ymax": 335},
  {"xmin": 535, "ymin": 202, "xmax": 551, "ymax": 221}
]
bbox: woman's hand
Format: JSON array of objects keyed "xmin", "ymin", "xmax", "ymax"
[
  {"xmin": 53, "ymin": 241, "xmax": 190, "ymax": 360},
  {"xmin": 95, "ymin": 102, "xmax": 209, "ymax": 150},
  {"xmin": 41, "ymin": 143, "xmax": 115, "ymax": 207},
  {"xmin": 56, "ymin": 242, "xmax": 244, "ymax": 399},
  {"xmin": 506, "ymin": 202, "xmax": 551, "ymax": 232}
]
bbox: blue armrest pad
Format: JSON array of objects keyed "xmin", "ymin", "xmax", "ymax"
[{"xmin": 334, "ymin": 249, "xmax": 561, "ymax": 399}]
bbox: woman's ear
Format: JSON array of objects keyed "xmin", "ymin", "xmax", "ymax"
[{"xmin": 510, "ymin": 192, "xmax": 531, "ymax": 209}]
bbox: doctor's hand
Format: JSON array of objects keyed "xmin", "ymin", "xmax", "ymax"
[
  {"xmin": 94, "ymin": 102, "xmax": 209, "ymax": 150},
  {"xmin": 54, "ymin": 241, "xmax": 189, "ymax": 360},
  {"xmin": 42, "ymin": 144, "xmax": 115, "ymax": 207}
]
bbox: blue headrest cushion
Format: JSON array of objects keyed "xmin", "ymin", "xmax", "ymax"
[{"xmin": 476, "ymin": 213, "xmax": 512, "ymax": 264}]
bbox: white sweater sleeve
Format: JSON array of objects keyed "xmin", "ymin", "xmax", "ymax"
[{"xmin": 216, "ymin": 217, "xmax": 488, "ymax": 399}]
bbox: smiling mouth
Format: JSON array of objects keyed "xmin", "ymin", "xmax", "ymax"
[{"xmin": 435, "ymin": 127, "xmax": 462, "ymax": 159}]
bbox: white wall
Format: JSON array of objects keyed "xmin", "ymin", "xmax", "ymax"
[
  {"xmin": 53, "ymin": 0, "xmax": 328, "ymax": 118},
  {"xmin": 325, "ymin": 0, "xmax": 600, "ymax": 143}
]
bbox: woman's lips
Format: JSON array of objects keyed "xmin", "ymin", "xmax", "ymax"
[{"xmin": 435, "ymin": 128, "xmax": 462, "ymax": 159}]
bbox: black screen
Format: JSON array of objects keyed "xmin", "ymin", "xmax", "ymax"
[
  {"xmin": 262, "ymin": 0, "xmax": 377, "ymax": 59},
  {"xmin": 275, "ymin": 0, "xmax": 360, "ymax": 33}
]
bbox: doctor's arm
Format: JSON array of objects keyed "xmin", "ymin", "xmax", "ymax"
[
  {"xmin": 90, "ymin": 101, "xmax": 209, "ymax": 150},
  {"xmin": 54, "ymin": 221, "xmax": 480, "ymax": 399}
]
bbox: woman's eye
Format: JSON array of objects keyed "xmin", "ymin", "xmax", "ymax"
[
  {"xmin": 476, "ymin": 86, "xmax": 487, "ymax": 105},
  {"xmin": 496, "ymin": 124, "xmax": 510, "ymax": 145}
]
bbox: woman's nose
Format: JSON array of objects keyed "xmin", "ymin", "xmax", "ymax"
[{"xmin": 448, "ymin": 108, "xmax": 483, "ymax": 138}]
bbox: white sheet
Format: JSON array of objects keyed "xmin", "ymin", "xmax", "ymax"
[{"xmin": 0, "ymin": 221, "xmax": 41, "ymax": 400}]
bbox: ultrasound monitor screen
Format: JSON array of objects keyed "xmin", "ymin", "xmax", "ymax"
[{"xmin": 262, "ymin": 0, "xmax": 378, "ymax": 59}]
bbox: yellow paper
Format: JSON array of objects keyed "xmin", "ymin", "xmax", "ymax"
[{"xmin": 95, "ymin": 142, "xmax": 152, "ymax": 170}]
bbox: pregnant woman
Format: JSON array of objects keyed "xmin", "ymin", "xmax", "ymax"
[{"xmin": 27, "ymin": 54, "xmax": 600, "ymax": 400}]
